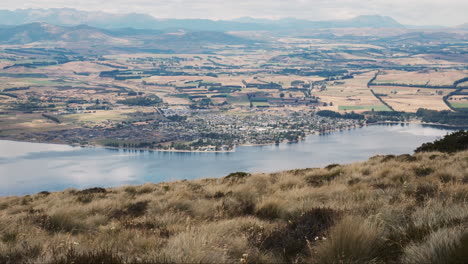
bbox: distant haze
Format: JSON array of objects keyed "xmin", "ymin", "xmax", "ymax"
[{"xmin": 3, "ymin": 0, "xmax": 467, "ymax": 27}]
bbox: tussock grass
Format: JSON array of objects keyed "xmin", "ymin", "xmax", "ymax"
[
  {"xmin": 313, "ymin": 216, "xmax": 386, "ymax": 263},
  {"xmin": 0, "ymin": 151, "xmax": 467, "ymax": 263},
  {"xmin": 402, "ymin": 227, "xmax": 468, "ymax": 264}
]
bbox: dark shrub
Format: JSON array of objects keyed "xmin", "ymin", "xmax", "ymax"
[
  {"xmin": 1, "ymin": 232, "xmax": 17, "ymax": 243},
  {"xmin": 126, "ymin": 201, "xmax": 149, "ymax": 217},
  {"xmin": 76, "ymin": 194, "xmax": 93, "ymax": 204},
  {"xmin": 0, "ymin": 203, "xmax": 8, "ymax": 210},
  {"xmin": 21, "ymin": 196, "xmax": 32, "ymax": 205},
  {"xmin": 249, "ymin": 208, "xmax": 339, "ymax": 261},
  {"xmin": 381, "ymin": 155, "xmax": 396, "ymax": 162},
  {"xmin": 218, "ymin": 196, "xmax": 255, "ymax": 217},
  {"xmin": 438, "ymin": 173, "xmax": 455, "ymax": 183},
  {"xmin": 414, "ymin": 183, "xmax": 439, "ymax": 203},
  {"xmin": 76, "ymin": 187, "xmax": 107, "ymax": 195},
  {"xmin": 325, "ymin": 164, "xmax": 340, "ymax": 170},
  {"xmin": 348, "ymin": 178, "xmax": 361, "ymax": 185},
  {"xmin": 462, "ymin": 176, "xmax": 468, "ymax": 184},
  {"xmin": 396, "ymin": 154, "xmax": 417, "ymax": 162},
  {"xmin": 413, "ymin": 167, "xmax": 434, "ymax": 177},
  {"xmin": 415, "ymin": 130, "xmax": 468, "ymax": 153},
  {"xmin": 111, "ymin": 201, "xmax": 149, "ymax": 219},
  {"xmin": 205, "ymin": 191, "xmax": 232, "ymax": 199},
  {"xmin": 305, "ymin": 170, "xmax": 342, "ymax": 187},
  {"xmin": 213, "ymin": 191, "xmax": 226, "ymax": 199},
  {"xmin": 222, "ymin": 172, "xmax": 251, "ymax": 183},
  {"xmin": 0, "ymin": 242, "xmax": 41, "ymax": 264},
  {"xmin": 50, "ymin": 247, "xmax": 124, "ymax": 264},
  {"xmin": 289, "ymin": 168, "xmax": 316, "ymax": 175},
  {"xmin": 124, "ymin": 186, "xmax": 137, "ymax": 195},
  {"xmin": 372, "ymin": 183, "xmax": 394, "ymax": 190},
  {"xmin": 29, "ymin": 213, "xmax": 85, "ymax": 234},
  {"xmin": 255, "ymin": 202, "xmax": 282, "ymax": 220}
]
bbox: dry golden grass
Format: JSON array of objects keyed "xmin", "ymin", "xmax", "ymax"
[
  {"xmin": 0, "ymin": 151, "xmax": 467, "ymax": 263},
  {"xmin": 375, "ymin": 69, "xmax": 468, "ymax": 86},
  {"xmin": 371, "ymin": 86, "xmax": 453, "ymax": 112},
  {"xmin": 44, "ymin": 62, "xmax": 115, "ymax": 74},
  {"xmin": 315, "ymin": 71, "xmax": 385, "ymax": 112}
]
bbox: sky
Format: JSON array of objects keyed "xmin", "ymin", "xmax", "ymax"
[{"xmin": 2, "ymin": 0, "xmax": 467, "ymax": 26}]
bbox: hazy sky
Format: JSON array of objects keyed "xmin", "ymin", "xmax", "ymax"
[{"xmin": 3, "ymin": 0, "xmax": 467, "ymax": 26}]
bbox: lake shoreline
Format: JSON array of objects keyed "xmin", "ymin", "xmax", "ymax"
[
  {"xmin": 0, "ymin": 123, "xmax": 458, "ymax": 196},
  {"xmin": 0, "ymin": 121, "xmax": 464, "ymax": 154},
  {"xmin": 374, "ymin": 120, "xmax": 468, "ymax": 129},
  {"xmin": 0, "ymin": 123, "xmax": 363, "ymax": 153}
]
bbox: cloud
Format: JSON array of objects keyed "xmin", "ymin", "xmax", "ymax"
[{"xmin": 1, "ymin": 0, "xmax": 467, "ymax": 26}]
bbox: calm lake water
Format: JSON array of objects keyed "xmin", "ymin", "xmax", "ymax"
[{"xmin": 0, "ymin": 123, "xmax": 458, "ymax": 196}]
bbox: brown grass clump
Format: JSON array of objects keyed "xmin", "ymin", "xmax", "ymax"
[
  {"xmin": 402, "ymin": 227, "xmax": 468, "ymax": 264},
  {"xmin": 312, "ymin": 216, "xmax": 386, "ymax": 263},
  {"xmin": 0, "ymin": 150, "xmax": 467, "ymax": 263}
]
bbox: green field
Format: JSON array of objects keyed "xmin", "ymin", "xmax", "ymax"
[
  {"xmin": 15, "ymin": 78, "xmax": 71, "ymax": 86},
  {"xmin": 253, "ymin": 102, "xmax": 270, "ymax": 107},
  {"xmin": 339, "ymin": 105, "xmax": 391, "ymax": 111},
  {"xmin": 450, "ymin": 102, "xmax": 468, "ymax": 108}
]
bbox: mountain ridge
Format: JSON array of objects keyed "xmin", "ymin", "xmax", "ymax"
[
  {"xmin": 0, "ymin": 22, "xmax": 255, "ymax": 54},
  {"xmin": 0, "ymin": 8, "xmax": 409, "ymax": 31}
]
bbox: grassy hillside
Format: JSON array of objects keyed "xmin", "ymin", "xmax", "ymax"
[{"xmin": 0, "ymin": 150, "xmax": 467, "ymax": 263}]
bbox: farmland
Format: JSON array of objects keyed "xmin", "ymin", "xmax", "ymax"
[{"xmin": 0, "ymin": 28, "xmax": 467, "ymax": 151}]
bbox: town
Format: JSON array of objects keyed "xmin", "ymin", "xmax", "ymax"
[{"xmin": 0, "ymin": 22, "xmax": 466, "ymax": 152}]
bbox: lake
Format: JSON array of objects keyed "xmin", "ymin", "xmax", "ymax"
[{"xmin": 0, "ymin": 123, "xmax": 457, "ymax": 196}]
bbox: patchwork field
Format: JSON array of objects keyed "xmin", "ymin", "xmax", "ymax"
[
  {"xmin": 314, "ymin": 71, "xmax": 387, "ymax": 112},
  {"xmin": 375, "ymin": 69, "xmax": 468, "ymax": 86},
  {"xmin": 338, "ymin": 105, "xmax": 391, "ymax": 111},
  {"xmin": 372, "ymin": 86, "xmax": 453, "ymax": 112}
]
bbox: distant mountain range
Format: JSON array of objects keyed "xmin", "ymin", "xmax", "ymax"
[
  {"xmin": 0, "ymin": 22, "xmax": 254, "ymax": 53},
  {"xmin": 232, "ymin": 15, "xmax": 403, "ymax": 29},
  {"xmin": 0, "ymin": 9, "xmax": 465, "ymax": 53},
  {"xmin": 0, "ymin": 8, "xmax": 408, "ymax": 31},
  {"xmin": 0, "ymin": 23, "xmax": 125, "ymax": 45},
  {"xmin": 1, "ymin": 21, "xmax": 465, "ymax": 50},
  {"xmin": 455, "ymin": 23, "xmax": 468, "ymax": 30}
]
